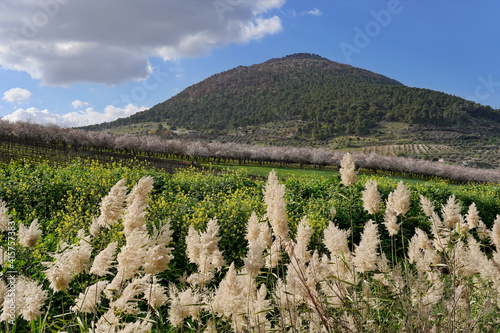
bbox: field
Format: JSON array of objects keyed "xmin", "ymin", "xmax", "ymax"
[
  {"xmin": 107, "ymin": 119, "xmax": 500, "ymax": 169},
  {"xmin": 1, "ymin": 156, "xmax": 500, "ymax": 332}
]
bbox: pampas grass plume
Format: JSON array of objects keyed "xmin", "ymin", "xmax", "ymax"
[
  {"xmin": 490, "ymin": 215, "xmax": 500, "ymax": 249},
  {"xmin": 123, "ymin": 176, "xmax": 154, "ymax": 236},
  {"xmin": 339, "ymin": 152, "xmax": 357, "ymax": 187},
  {"xmin": 362, "ymin": 179, "xmax": 381, "ymax": 214},
  {"xmin": 263, "ymin": 170, "xmax": 289, "ymax": 240},
  {"xmin": 97, "ymin": 179, "xmax": 128, "ymax": 229},
  {"xmin": 383, "ymin": 208, "xmax": 400, "ymax": 236},
  {"xmin": 465, "ymin": 202, "xmax": 480, "ymax": 229},
  {"xmin": 246, "ymin": 211, "xmax": 260, "ymax": 247},
  {"xmin": 441, "ymin": 195, "xmax": 461, "ymax": 229},
  {"xmin": 168, "ymin": 284, "xmax": 202, "ymax": 327},
  {"xmin": 90, "ymin": 241, "xmax": 118, "ymax": 277},
  {"xmin": 71, "ymin": 281, "xmax": 109, "ymax": 313},
  {"xmin": 143, "ymin": 276, "xmax": 168, "ymax": 308},
  {"xmin": 18, "ymin": 219, "xmax": 42, "ymax": 248},
  {"xmin": 0, "ymin": 200, "xmax": 10, "ymax": 232},
  {"xmin": 419, "ymin": 195, "xmax": 435, "ymax": 217},
  {"xmin": 387, "ymin": 181, "xmax": 411, "ymax": 216},
  {"xmin": 323, "ymin": 222, "xmax": 350, "ymax": 257},
  {"xmin": 353, "ymin": 219, "xmax": 380, "ymax": 273}
]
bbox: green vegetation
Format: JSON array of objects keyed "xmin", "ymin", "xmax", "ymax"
[
  {"xmin": 82, "ymin": 53, "xmax": 500, "ymax": 168},
  {"xmin": 1, "ymin": 159, "xmax": 500, "ymax": 331},
  {"xmin": 86, "ymin": 53, "xmax": 499, "ymax": 137}
]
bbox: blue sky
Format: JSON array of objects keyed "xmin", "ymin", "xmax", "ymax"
[{"xmin": 1, "ymin": 0, "xmax": 499, "ymax": 127}]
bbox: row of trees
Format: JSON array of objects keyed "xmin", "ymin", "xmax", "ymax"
[{"xmin": 1, "ymin": 120, "xmax": 500, "ymax": 183}]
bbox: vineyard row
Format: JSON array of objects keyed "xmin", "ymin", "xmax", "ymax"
[{"xmin": 1, "ymin": 120, "xmax": 500, "ymax": 183}]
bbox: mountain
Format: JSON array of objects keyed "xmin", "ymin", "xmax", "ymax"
[{"xmin": 84, "ymin": 53, "xmax": 500, "ymax": 141}]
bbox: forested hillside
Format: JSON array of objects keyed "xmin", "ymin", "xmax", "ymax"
[{"xmin": 84, "ymin": 53, "xmax": 500, "ymax": 138}]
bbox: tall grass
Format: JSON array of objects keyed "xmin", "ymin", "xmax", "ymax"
[{"xmin": 1, "ymin": 160, "xmax": 500, "ymax": 332}]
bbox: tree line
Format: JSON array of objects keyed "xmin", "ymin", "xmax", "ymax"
[{"xmin": 1, "ymin": 120, "xmax": 500, "ymax": 183}]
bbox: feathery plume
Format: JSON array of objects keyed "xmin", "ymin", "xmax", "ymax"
[
  {"xmin": 1, "ymin": 276, "xmax": 48, "ymax": 322},
  {"xmin": 0, "ymin": 247, "xmax": 4, "ymax": 267},
  {"xmin": 353, "ymin": 220, "xmax": 380, "ymax": 273},
  {"xmin": 211, "ymin": 263, "xmax": 246, "ymax": 331},
  {"xmin": 185, "ymin": 219, "xmax": 225, "ymax": 285},
  {"xmin": 490, "ymin": 215, "xmax": 500, "ymax": 250},
  {"xmin": 143, "ymin": 275, "xmax": 168, "ymax": 308},
  {"xmin": 144, "ymin": 244, "xmax": 173, "ymax": 275},
  {"xmin": 19, "ymin": 277, "xmax": 48, "ymax": 321},
  {"xmin": 441, "ymin": 195, "xmax": 461, "ymax": 229},
  {"xmin": 246, "ymin": 284, "xmax": 271, "ymax": 332},
  {"xmin": 419, "ymin": 195, "xmax": 435, "ymax": 217},
  {"xmin": 117, "ymin": 314, "xmax": 152, "ymax": 333},
  {"xmin": 383, "ymin": 208, "xmax": 400, "ymax": 236},
  {"xmin": 123, "ymin": 176, "xmax": 154, "ymax": 236},
  {"xmin": 67, "ymin": 236, "xmax": 94, "ymax": 275},
  {"xmin": 144, "ymin": 222, "xmax": 174, "ymax": 275},
  {"xmin": 90, "ymin": 241, "xmax": 118, "ymax": 277},
  {"xmin": 323, "ymin": 222, "xmax": 352, "ymax": 279},
  {"xmin": 293, "ymin": 216, "xmax": 313, "ymax": 263},
  {"xmin": 110, "ymin": 275, "xmax": 149, "ymax": 315},
  {"xmin": 465, "ymin": 203, "xmax": 480, "ymax": 229},
  {"xmin": 362, "ymin": 179, "xmax": 381, "ymax": 214},
  {"xmin": 109, "ymin": 229, "xmax": 149, "ymax": 292},
  {"xmin": 0, "ymin": 200, "xmax": 11, "ymax": 232},
  {"xmin": 96, "ymin": 179, "xmax": 128, "ymax": 229},
  {"xmin": 265, "ymin": 239, "xmax": 282, "ymax": 268},
  {"xmin": 476, "ymin": 220, "xmax": 488, "ymax": 240},
  {"xmin": 323, "ymin": 222, "xmax": 350, "ymax": 257},
  {"xmin": 71, "ymin": 281, "xmax": 109, "ymax": 313},
  {"xmin": 168, "ymin": 285, "xmax": 202, "ymax": 327},
  {"xmin": 339, "ymin": 152, "xmax": 357, "ymax": 186},
  {"xmin": 44, "ymin": 261, "xmax": 73, "ymax": 292},
  {"xmin": 18, "ymin": 219, "xmax": 42, "ymax": 248},
  {"xmin": 258, "ymin": 218, "xmax": 272, "ymax": 248},
  {"xmin": 242, "ymin": 239, "xmax": 264, "ymax": 279},
  {"xmin": 0, "ymin": 280, "xmax": 6, "ymax": 307},
  {"xmin": 95, "ymin": 309, "xmax": 119, "ymax": 333},
  {"xmin": 263, "ymin": 170, "xmax": 289, "ymax": 240},
  {"xmin": 246, "ymin": 211, "xmax": 260, "ymax": 247},
  {"xmin": 44, "ymin": 237, "xmax": 92, "ymax": 292},
  {"xmin": 150, "ymin": 220, "xmax": 174, "ymax": 247},
  {"xmin": 386, "ymin": 181, "xmax": 411, "ymax": 216}
]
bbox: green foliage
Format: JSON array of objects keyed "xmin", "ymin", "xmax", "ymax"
[
  {"xmin": 85, "ymin": 53, "xmax": 500, "ymax": 140},
  {"xmin": 2, "ymin": 160, "xmax": 500, "ymax": 331}
]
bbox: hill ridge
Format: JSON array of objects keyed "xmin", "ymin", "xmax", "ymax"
[{"xmin": 83, "ymin": 53, "xmax": 499, "ymax": 143}]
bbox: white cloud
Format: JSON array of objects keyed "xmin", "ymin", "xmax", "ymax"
[
  {"xmin": 2, "ymin": 104, "xmax": 146, "ymax": 127},
  {"xmin": 2, "ymin": 87, "xmax": 32, "ymax": 103},
  {"xmin": 72, "ymin": 99, "xmax": 90, "ymax": 109},
  {"xmin": 0, "ymin": 0, "xmax": 285, "ymax": 86},
  {"xmin": 306, "ymin": 8, "xmax": 322, "ymax": 16}
]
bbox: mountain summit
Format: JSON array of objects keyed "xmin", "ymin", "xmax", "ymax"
[{"xmin": 86, "ymin": 53, "xmax": 499, "ymax": 140}]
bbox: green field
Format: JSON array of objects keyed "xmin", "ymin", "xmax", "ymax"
[{"xmin": 1, "ymin": 158, "xmax": 500, "ymax": 332}]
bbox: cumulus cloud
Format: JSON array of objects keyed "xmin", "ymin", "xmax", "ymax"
[
  {"xmin": 0, "ymin": 0, "xmax": 285, "ymax": 86},
  {"xmin": 306, "ymin": 8, "xmax": 322, "ymax": 16},
  {"xmin": 2, "ymin": 104, "xmax": 146, "ymax": 127},
  {"xmin": 3, "ymin": 88, "xmax": 32, "ymax": 103},
  {"xmin": 72, "ymin": 99, "xmax": 90, "ymax": 109}
]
